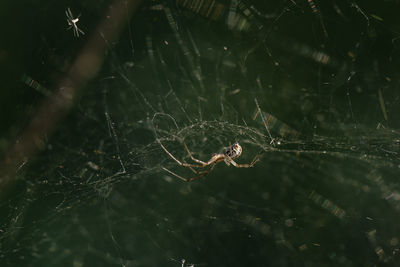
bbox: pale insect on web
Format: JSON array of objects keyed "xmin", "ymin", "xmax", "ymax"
[{"xmin": 66, "ymin": 7, "xmax": 85, "ymax": 37}]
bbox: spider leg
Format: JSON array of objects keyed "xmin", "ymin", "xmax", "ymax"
[
  {"xmin": 66, "ymin": 8, "xmax": 73, "ymax": 19},
  {"xmin": 229, "ymin": 154, "xmax": 261, "ymax": 168},
  {"xmin": 73, "ymin": 26, "xmax": 84, "ymax": 37},
  {"xmin": 187, "ymin": 163, "xmax": 216, "ymax": 175},
  {"xmin": 77, "ymin": 27, "xmax": 85, "ymax": 35},
  {"xmin": 157, "ymin": 139, "xmax": 206, "ymax": 168},
  {"xmin": 183, "ymin": 142, "xmax": 209, "ymax": 166},
  {"xmin": 162, "ymin": 166, "xmax": 212, "ymax": 182}
]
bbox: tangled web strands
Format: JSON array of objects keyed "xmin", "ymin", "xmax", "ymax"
[{"xmin": 2, "ymin": 0, "xmax": 400, "ymax": 266}]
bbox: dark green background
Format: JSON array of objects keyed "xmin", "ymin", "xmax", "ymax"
[{"xmin": 1, "ymin": 0, "xmax": 400, "ymax": 266}]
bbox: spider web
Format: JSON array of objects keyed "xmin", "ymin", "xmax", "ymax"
[{"xmin": 1, "ymin": 0, "xmax": 400, "ymax": 266}]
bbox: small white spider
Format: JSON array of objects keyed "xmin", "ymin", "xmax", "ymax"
[{"xmin": 66, "ymin": 7, "xmax": 84, "ymax": 37}]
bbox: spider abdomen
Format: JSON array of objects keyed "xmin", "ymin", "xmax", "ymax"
[{"xmin": 225, "ymin": 142, "xmax": 242, "ymax": 159}]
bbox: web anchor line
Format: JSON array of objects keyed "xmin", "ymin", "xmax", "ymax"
[{"xmin": 254, "ymin": 98, "xmax": 275, "ymax": 145}]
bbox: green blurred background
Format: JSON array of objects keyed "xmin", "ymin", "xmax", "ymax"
[{"xmin": 1, "ymin": 0, "xmax": 400, "ymax": 266}]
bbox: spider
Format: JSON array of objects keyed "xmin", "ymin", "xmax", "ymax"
[
  {"xmin": 65, "ymin": 7, "xmax": 85, "ymax": 37},
  {"xmin": 158, "ymin": 140, "xmax": 260, "ymax": 182}
]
